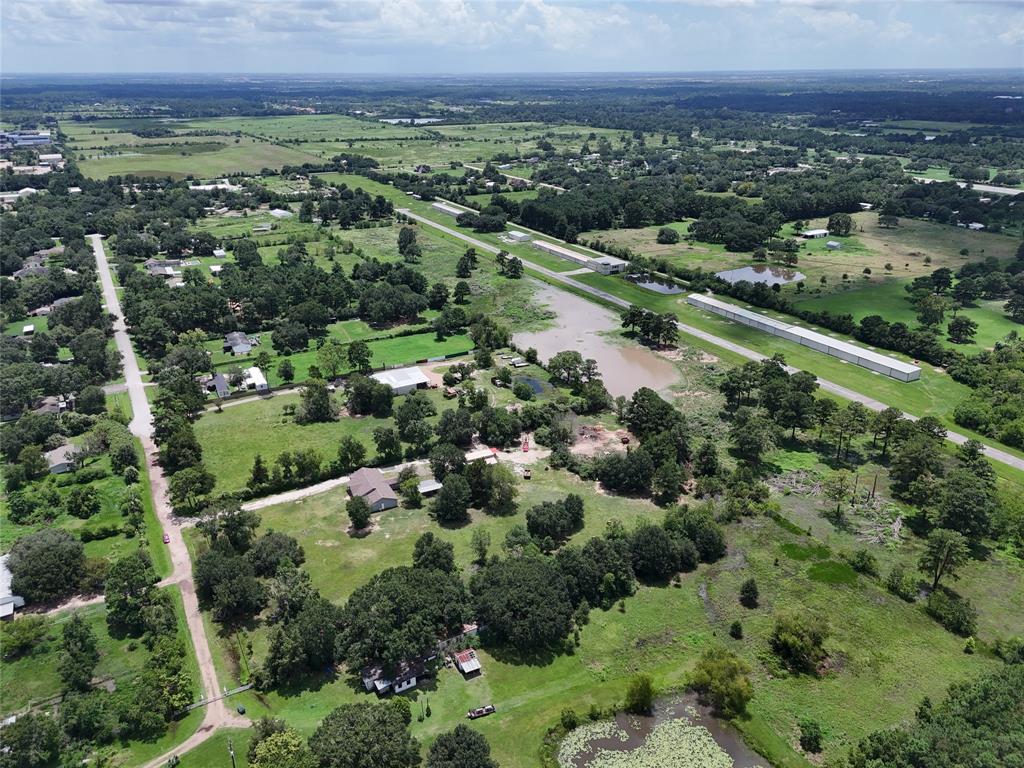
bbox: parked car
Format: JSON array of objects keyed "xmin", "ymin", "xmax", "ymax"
[
  {"xmin": 162, "ymin": 532, "xmax": 171, "ymax": 544},
  {"xmin": 467, "ymin": 705, "xmax": 496, "ymax": 719}
]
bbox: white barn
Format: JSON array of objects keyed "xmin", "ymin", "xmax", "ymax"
[
  {"xmin": 431, "ymin": 201, "xmax": 466, "ymax": 217},
  {"xmin": 507, "ymin": 230, "xmax": 531, "ymax": 242},
  {"xmin": 371, "ymin": 366, "xmax": 430, "ymax": 395},
  {"xmin": 686, "ymin": 294, "xmax": 921, "ymax": 382}
]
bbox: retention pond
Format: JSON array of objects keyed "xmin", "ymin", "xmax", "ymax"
[{"xmin": 513, "ymin": 282, "xmax": 680, "ymax": 398}]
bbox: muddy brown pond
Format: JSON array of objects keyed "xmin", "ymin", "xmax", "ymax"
[{"xmin": 513, "ymin": 283, "xmax": 681, "ymax": 398}]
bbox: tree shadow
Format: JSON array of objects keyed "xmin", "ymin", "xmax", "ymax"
[{"xmin": 482, "ymin": 640, "xmax": 560, "ymax": 668}]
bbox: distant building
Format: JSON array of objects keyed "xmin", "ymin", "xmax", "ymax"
[
  {"xmin": 213, "ymin": 248, "xmax": 227, "ymax": 258},
  {"xmin": 592, "ymin": 255, "xmax": 629, "ymax": 275},
  {"xmin": 967, "ymin": 222, "xmax": 985, "ymax": 231},
  {"xmin": 45, "ymin": 444, "xmax": 80, "ymax": 474},
  {"xmin": 269, "ymin": 208, "xmax": 293, "ymax": 219},
  {"xmin": 223, "ymin": 331, "xmax": 253, "ymax": 356},
  {"xmin": 464, "ymin": 447, "xmax": 498, "ymax": 465},
  {"xmin": 417, "ymin": 478, "xmax": 443, "ymax": 496},
  {"xmin": 68, "ymin": 187, "xmax": 82, "ymax": 195},
  {"xmin": 0, "ymin": 130, "xmax": 52, "ymax": 147},
  {"xmin": 507, "ymin": 230, "xmax": 531, "ymax": 243},
  {"xmin": 371, "ymin": 366, "xmax": 430, "ymax": 396},
  {"xmin": 825, "ymin": 240, "xmax": 843, "ymax": 250},
  {"xmin": 431, "ymin": 201, "xmax": 466, "ymax": 217},
  {"xmin": 858, "ymin": 202, "xmax": 874, "ymax": 211},
  {"xmin": 12, "ymin": 265, "xmax": 49, "ymax": 279},
  {"xmin": 209, "ymin": 264, "xmax": 223, "ymax": 275},
  {"xmin": 800, "ymin": 229, "xmax": 829, "ymax": 239},
  {"xmin": 348, "ymin": 467, "xmax": 399, "ymax": 512},
  {"xmin": 32, "ymin": 395, "xmax": 72, "ymax": 416},
  {"xmin": 0, "ymin": 554, "xmax": 25, "ymax": 621},
  {"xmin": 244, "ymin": 366, "xmax": 268, "ymax": 392},
  {"xmin": 414, "ymin": 164, "xmax": 432, "ymax": 174},
  {"xmin": 38, "ymin": 153, "xmax": 63, "ymax": 166}
]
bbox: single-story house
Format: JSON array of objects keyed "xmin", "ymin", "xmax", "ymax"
[
  {"xmin": 371, "ymin": 366, "xmax": 430, "ymax": 396},
  {"xmin": 33, "ymin": 395, "xmax": 72, "ymax": 415},
  {"xmin": 244, "ymin": 367, "xmax": 268, "ymax": 392},
  {"xmin": 361, "ymin": 659, "xmax": 428, "ymax": 695},
  {"xmin": 800, "ymin": 229, "xmax": 829, "ymax": 239},
  {"xmin": 269, "ymin": 208, "xmax": 293, "ymax": 219},
  {"xmin": 454, "ymin": 648, "xmax": 481, "ymax": 676},
  {"xmin": 208, "ymin": 373, "xmax": 230, "ymax": 399},
  {"xmin": 45, "ymin": 444, "xmax": 80, "ymax": 474},
  {"xmin": 68, "ymin": 187, "xmax": 82, "ymax": 195},
  {"xmin": 224, "ymin": 331, "xmax": 253, "ymax": 356},
  {"xmin": 509, "ymin": 357, "xmax": 529, "ymax": 368},
  {"xmin": 859, "ymin": 202, "xmax": 873, "ymax": 211},
  {"xmin": 348, "ymin": 467, "xmax": 399, "ymax": 512},
  {"xmin": 825, "ymin": 240, "xmax": 843, "ymax": 250},
  {"xmin": 209, "ymin": 264, "xmax": 223, "ymax": 275},
  {"xmin": 212, "ymin": 248, "xmax": 227, "ymax": 258},
  {"xmin": 21, "ymin": 325, "xmax": 34, "ymax": 336},
  {"xmin": 12, "ymin": 265, "xmax": 49, "ymax": 279},
  {"xmin": 507, "ymin": 230, "xmax": 531, "ymax": 243},
  {"xmin": 967, "ymin": 222, "xmax": 985, "ymax": 231}
]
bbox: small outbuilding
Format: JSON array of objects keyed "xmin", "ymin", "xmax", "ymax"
[
  {"xmin": 800, "ymin": 229, "xmax": 829, "ymax": 239},
  {"xmin": 825, "ymin": 240, "xmax": 842, "ymax": 250},
  {"xmin": 349, "ymin": 467, "xmax": 399, "ymax": 512},
  {"xmin": 371, "ymin": 366, "xmax": 430, "ymax": 396},
  {"xmin": 507, "ymin": 230, "xmax": 531, "ymax": 243},
  {"xmin": 592, "ymin": 255, "xmax": 629, "ymax": 274},
  {"xmin": 454, "ymin": 648, "xmax": 481, "ymax": 676}
]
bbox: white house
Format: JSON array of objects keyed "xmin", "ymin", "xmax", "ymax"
[
  {"xmin": 244, "ymin": 367, "xmax": 268, "ymax": 392},
  {"xmin": 800, "ymin": 229, "xmax": 829, "ymax": 239},
  {"xmin": 371, "ymin": 366, "xmax": 430, "ymax": 396},
  {"xmin": 45, "ymin": 444, "xmax": 80, "ymax": 474}
]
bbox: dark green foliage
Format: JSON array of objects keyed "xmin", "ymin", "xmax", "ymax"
[
  {"xmin": 434, "ymin": 474, "xmax": 471, "ymax": 525},
  {"xmin": 770, "ymin": 610, "xmax": 829, "ymax": 674},
  {"xmin": 8, "ymin": 528, "xmax": 85, "ymax": 603},
  {"xmin": 309, "ymin": 702, "xmax": 419, "ymax": 768},
  {"xmin": 59, "ymin": 613, "xmax": 99, "ymax": 691},
  {"xmin": 525, "ymin": 494, "xmax": 585, "ymax": 544},
  {"xmin": 247, "ymin": 531, "xmax": 306, "ymax": 577},
  {"xmin": 338, "ymin": 566, "xmax": 466, "ymax": 673},
  {"xmin": 799, "ymin": 719, "xmax": 823, "ymax": 753},
  {"xmin": 412, "ymin": 532, "xmax": 456, "ymax": 574},
  {"xmin": 689, "ymin": 647, "xmax": 753, "ymax": 718},
  {"xmin": 472, "ymin": 556, "xmax": 574, "ymax": 650},
  {"xmin": 0, "ymin": 712, "xmax": 60, "ymax": 768},
  {"xmin": 624, "ymin": 674, "xmax": 655, "ymax": 715},
  {"xmin": 426, "ymin": 724, "xmax": 499, "ymax": 768},
  {"xmin": 925, "ymin": 589, "xmax": 978, "ymax": 637},
  {"xmin": 849, "ymin": 667, "xmax": 1024, "ymax": 768}
]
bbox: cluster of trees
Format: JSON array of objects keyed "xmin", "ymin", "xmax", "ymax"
[
  {"xmin": 848, "ymin": 665, "xmax": 1024, "ymax": 768},
  {"xmin": 951, "ymin": 335, "xmax": 1024, "ymax": 447},
  {"xmin": 621, "ymin": 304, "xmax": 679, "ymax": 346},
  {"xmin": 239, "ymin": 705, "xmax": 499, "ymax": 768}
]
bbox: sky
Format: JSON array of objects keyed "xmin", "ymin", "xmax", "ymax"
[{"xmin": 2, "ymin": 0, "xmax": 1022, "ymax": 74}]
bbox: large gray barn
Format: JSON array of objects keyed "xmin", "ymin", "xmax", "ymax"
[{"xmin": 686, "ymin": 293, "xmax": 921, "ymax": 382}]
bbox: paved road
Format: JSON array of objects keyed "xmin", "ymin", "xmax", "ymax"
[
  {"xmin": 912, "ymin": 177, "xmax": 1023, "ymax": 197},
  {"xmin": 398, "ymin": 210, "xmax": 1024, "ymax": 473},
  {"xmin": 90, "ymin": 235, "xmax": 248, "ymax": 766}
]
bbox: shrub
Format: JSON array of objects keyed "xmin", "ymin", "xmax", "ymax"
[
  {"xmin": 729, "ymin": 621, "xmax": 743, "ymax": 639},
  {"xmin": 689, "ymin": 647, "xmax": 752, "ymax": 718},
  {"xmin": 739, "ymin": 578, "xmax": 759, "ymax": 608},
  {"xmin": 925, "ymin": 590, "xmax": 977, "ymax": 637},
  {"xmin": 799, "ymin": 719, "xmax": 823, "ymax": 753},
  {"xmin": 885, "ymin": 564, "xmax": 917, "ymax": 602},
  {"xmin": 849, "ymin": 549, "xmax": 878, "ymax": 576},
  {"xmin": 624, "ymin": 674, "xmax": 655, "ymax": 715}
]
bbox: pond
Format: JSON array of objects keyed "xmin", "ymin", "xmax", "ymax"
[
  {"xmin": 715, "ymin": 265, "xmax": 806, "ymax": 286},
  {"xmin": 625, "ymin": 273, "xmax": 684, "ymax": 295},
  {"xmin": 515, "ymin": 375, "xmax": 544, "ymax": 394},
  {"xmin": 512, "ymin": 282, "xmax": 680, "ymax": 398},
  {"xmin": 558, "ymin": 692, "xmax": 769, "ymax": 768}
]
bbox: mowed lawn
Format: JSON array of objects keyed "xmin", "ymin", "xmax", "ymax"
[
  {"xmin": 193, "ymin": 461, "xmax": 1002, "ymax": 768},
  {"xmin": 195, "ymin": 385, "xmax": 457, "ymax": 493},
  {"xmin": 793, "ymin": 278, "xmax": 1021, "ymax": 353}
]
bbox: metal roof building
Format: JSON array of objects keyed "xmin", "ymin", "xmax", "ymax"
[
  {"xmin": 686, "ymin": 294, "xmax": 921, "ymax": 382},
  {"xmin": 431, "ymin": 201, "xmax": 467, "ymax": 217},
  {"xmin": 371, "ymin": 366, "xmax": 430, "ymax": 395}
]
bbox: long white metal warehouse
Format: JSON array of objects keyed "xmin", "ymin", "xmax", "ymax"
[
  {"xmin": 431, "ymin": 201, "xmax": 467, "ymax": 217},
  {"xmin": 686, "ymin": 294, "xmax": 921, "ymax": 382}
]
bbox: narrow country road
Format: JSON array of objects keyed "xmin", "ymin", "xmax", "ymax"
[
  {"xmin": 397, "ymin": 210, "xmax": 1024, "ymax": 473},
  {"xmin": 90, "ymin": 235, "xmax": 249, "ymax": 767}
]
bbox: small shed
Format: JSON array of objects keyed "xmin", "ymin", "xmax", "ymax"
[
  {"xmin": 455, "ymin": 648, "xmax": 481, "ymax": 676},
  {"xmin": 507, "ymin": 230, "xmax": 531, "ymax": 243},
  {"xmin": 825, "ymin": 240, "xmax": 842, "ymax": 250}
]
